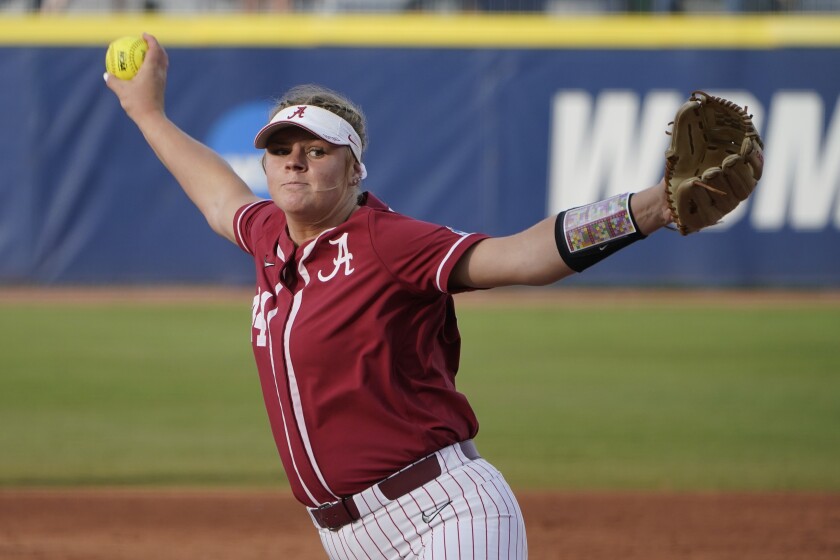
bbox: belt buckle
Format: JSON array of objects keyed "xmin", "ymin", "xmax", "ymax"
[{"xmin": 317, "ymin": 496, "xmax": 358, "ymax": 532}]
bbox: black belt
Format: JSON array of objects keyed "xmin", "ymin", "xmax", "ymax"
[{"xmin": 311, "ymin": 440, "xmax": 480, "ymax": 531}]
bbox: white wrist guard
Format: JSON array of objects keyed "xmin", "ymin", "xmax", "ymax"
[{"xmin": 555, "ymin": 193, "xmax": 646, "ymax": 272}]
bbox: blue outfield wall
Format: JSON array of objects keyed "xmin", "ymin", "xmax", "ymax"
[{"xmin": 1, "ymin": 16, "xmax": 839, "ymax": 286}]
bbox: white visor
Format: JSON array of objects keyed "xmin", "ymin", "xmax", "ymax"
[{"xmin": 254, "ymin": 105, "xmax": 367, "ymax": 179}]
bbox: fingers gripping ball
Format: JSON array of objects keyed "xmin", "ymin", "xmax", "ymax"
[
  {"xmin": 105, "ymin": 36, "xmax": 148, "ymax": 80},
  {"xmin": 664, "ymin": 91, "xmax": 764, "ymax": 235}
]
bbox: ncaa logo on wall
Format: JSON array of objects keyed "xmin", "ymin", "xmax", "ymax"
[{"xmin": 205, "ymin": 101, "xmax": 271, "ymax": 197}]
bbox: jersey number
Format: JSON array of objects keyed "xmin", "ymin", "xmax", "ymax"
[{"xmin": 252, "ymin": 289, "xmax": 277, "ymax": 348}]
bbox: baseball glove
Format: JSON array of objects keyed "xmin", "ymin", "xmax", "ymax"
[{"xmin": 664, "ymin": 91, "xmax": 764, "ymax": 235}]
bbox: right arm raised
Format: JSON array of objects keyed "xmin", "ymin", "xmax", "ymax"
[{"xmin": 104, "ymin": 33, "xmax": 260, "ymax": 244}]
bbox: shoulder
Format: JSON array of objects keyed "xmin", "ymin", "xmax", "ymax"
[
  {"xmin": 356, "ymin": 202, "xmax": 489, "ymax": 294},
  {"xmin": 233, "ymin": 200, "xmax": 285, "ymax": 255},
  {"xmin": 360, "ymin": 192, "xmax": 444, "ymax": 230},
  {"xmin": 355, "ymin": 190, "xmax": 488, "ymax": 262}
]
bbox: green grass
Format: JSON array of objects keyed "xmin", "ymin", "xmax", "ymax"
[
  {"xmin": 457, "ymin": 305, "xmax": 840, "ymax": 491},
  {"xmin": 1, "ymin": 297, "xmax": 838, "ymax": 491},
  {"xmin": 0, "ymin": 304, "xmax": 281, "ymax": 487}
]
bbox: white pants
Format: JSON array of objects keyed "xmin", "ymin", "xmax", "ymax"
[{"xmin": 310, "ymin": 441, "xmax": 527, "ymax": 559}]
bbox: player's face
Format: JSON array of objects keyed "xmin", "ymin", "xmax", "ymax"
[{"xmin": 263, "ymin": 127, "xmax": 356, "ymax": 222}]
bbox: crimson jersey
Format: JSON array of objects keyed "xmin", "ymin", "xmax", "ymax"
[{"xmin": 233, "ymin": 193, "xmax": 490, "ymax": 507}]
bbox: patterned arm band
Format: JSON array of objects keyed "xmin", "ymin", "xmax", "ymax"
[{"xmin": 554, "ymin": 193, "xmax": 646, "ymax": 272}]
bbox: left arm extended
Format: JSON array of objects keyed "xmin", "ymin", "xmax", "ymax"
[{"xmin": 450, "ymin": 179, "xmax": 672, "ymax": 290}]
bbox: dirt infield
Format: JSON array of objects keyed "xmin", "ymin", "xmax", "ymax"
[{"xmin": 1, "ymin": 489, "xmax": 838, "ymax": 560}]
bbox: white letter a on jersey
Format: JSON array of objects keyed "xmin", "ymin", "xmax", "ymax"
[{"xmin": 318, "ymin": 232, "xmax": 355, "ymax": 282}]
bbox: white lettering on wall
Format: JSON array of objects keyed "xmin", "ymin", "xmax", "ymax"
[
  {"xmin": 547, "ymin": 90, "xmax": 839, "ymax": 231},
  {"xmin": 752, "ymin": 92, "xmax": 840, "ymax": 231}
]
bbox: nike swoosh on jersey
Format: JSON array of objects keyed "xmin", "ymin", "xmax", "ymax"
[
  {"xmin": 263, "ymin": 259, "xmax": 276, "ymax": 268},
  {"xmin": 421, "ymin": 500, "xmax": 452, "ymax": 524}
]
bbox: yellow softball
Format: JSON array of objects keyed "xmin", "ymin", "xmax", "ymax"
[{"xmin": 105, "ymin": 36, "xmax": 148, "ymax": 80}]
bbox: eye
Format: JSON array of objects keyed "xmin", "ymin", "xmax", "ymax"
[
  {"xmin": 266, "ymin": 146, "xmax": 290, "ymax": 156},
  {"xmin": 306, "ymin": 147, "xmax": 326, "ymax": 158}
]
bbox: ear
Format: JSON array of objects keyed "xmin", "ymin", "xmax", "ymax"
[{"xmin": 352, "ymin": 161, "xmax": 364, "ymax": 183}]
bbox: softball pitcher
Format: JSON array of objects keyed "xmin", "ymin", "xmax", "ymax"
[{"xmin": 105, "ymin": 33, "xmax": 746, "ymax": 559}]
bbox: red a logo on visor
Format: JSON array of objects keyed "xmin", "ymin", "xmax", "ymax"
[{"xmin": 288, "ymin": 106, "xmax": 307, "ymax": 119}]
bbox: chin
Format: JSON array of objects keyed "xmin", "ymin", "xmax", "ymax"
[{"xmin": 270, "ymin": 189, "xmax": 308, "ymax": 211}]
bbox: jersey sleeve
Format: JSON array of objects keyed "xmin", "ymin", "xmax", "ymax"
[
  {"xmin": 368, "ymin": 210, "xmax": 490, "ymax": 295},
  {"xmin": 233, "ymin": 200, "xmax": 276, "ymax": 256}
]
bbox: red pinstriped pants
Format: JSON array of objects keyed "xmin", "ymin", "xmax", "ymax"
[{"xmin": 310, "ymin": 441, "xmax": 528, "ymax": 559}]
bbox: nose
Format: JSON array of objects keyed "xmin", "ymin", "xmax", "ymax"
[{"xmin": 283, "ymin": 145, "xmax": 307, "ymax": 171}]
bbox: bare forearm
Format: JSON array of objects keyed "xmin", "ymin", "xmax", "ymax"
[
  {"xmin": 452, "ymin": 218, "xmax": 573, "ymax": 290},
  {"xmin": 452, "ymin": 182, "xmax": 673, "ymax": 290},
  {"xmin": 104, "ymin": 33, "xmax": 258, "ymax": 242},
  {"xmin": 134, "ymin": 112, "xmax": 257, "ymax": 239}
]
